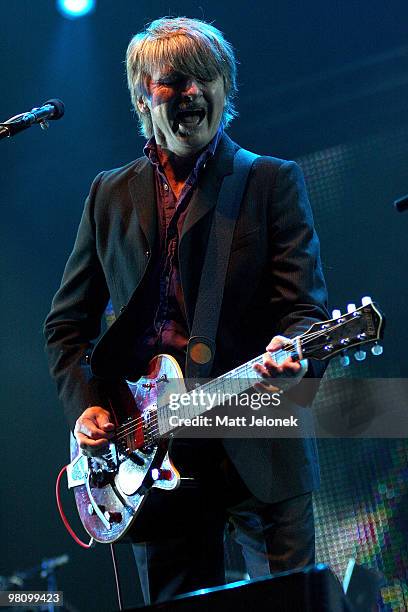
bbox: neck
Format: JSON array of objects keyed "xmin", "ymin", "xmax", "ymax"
[{"xmin": 156, "ymin": 146, "xmax": 200, "ymax": 184}]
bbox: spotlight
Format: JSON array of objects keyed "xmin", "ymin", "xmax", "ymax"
[{"xmin": 57, "ymin": 0, "xmax": 96, "ymax": 19}]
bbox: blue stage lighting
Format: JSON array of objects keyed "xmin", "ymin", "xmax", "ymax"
[{"xmin": 57, "ymin": 0, "xmax": 96, "ymax": 19}]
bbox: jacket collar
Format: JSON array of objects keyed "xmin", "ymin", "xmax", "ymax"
[
  {"xmin": 181, "ymin": 132, "xmax": 238, "ymax": 239},
  {"xmin": 127, "ymin": 158, "xmax": 156, "ymax": 252},
  {"xmin": 127, "ymin": 132, "xmax": 239, "ymax": 248}
]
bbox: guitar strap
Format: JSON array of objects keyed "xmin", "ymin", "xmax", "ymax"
[{"xmin": 185, "ymin": 147, "xmax": 259, "ymax": 381}]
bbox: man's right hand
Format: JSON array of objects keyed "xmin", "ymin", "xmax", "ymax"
[{"xmin": 74, "ymin": 406, "xmax": 115, "ymax": 456}]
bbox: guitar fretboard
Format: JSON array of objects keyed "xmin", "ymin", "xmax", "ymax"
[{"xmin": 156, "ymin": 348, "xmax": 293, "ymax": 435}]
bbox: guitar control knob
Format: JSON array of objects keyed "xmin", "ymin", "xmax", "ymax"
[
  {"xmin": 151, "ymin": 468, "xmax": 173, "ymax": 481},
  {"xmin": 104, "ymin": 511, "xmax": 122, "ymax": 524},
  {"xmin": 371, "ymin": 342, "xmax": 383, "ymax": 356},
  {"xmin": 354, "ymin": 349, "xmax": 367, "ymax": 362},
  {"xmin": 340, "ymin": 353, "xmax": 350, "ymax": 367}
]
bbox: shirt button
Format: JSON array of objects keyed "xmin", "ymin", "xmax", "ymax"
[
  {"xmin": 163, "ymin": 183, "xmax": 169, "ymax": 191},
  {"xmin": 145, "ymin": 250, "xmax": 150, "ymax": 257}
]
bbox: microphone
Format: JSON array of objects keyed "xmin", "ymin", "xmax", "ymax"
[
  {"xmin": 0, "ymin": 98, "xmax": 65, "ymax": 140},
  {"xmin": 394, "ymin": 194, "xmax": 408, "ymax": 213}
]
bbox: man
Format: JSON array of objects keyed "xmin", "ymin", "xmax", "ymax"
[{"xmin": 44, "ymin": 17, "xmax": 328, "ymax": 605}]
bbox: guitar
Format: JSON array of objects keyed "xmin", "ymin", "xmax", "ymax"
[{"xmin": 66, "ymin": 300, "xmax": 384, "ymax": 543}]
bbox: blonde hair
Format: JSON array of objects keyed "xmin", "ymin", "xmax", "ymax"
[{"xmin": 126, "ymin": 17, "xmax": 238, "ymax": 137}]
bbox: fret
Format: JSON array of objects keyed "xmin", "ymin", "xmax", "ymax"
[{"xmin": 157, "ymin": 403, "xmax": 169, "ymax": 436}]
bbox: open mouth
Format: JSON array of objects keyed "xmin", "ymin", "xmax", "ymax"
[{"xmin": 174, "ymin": 108, "xmax": 206, "ymax": 132}]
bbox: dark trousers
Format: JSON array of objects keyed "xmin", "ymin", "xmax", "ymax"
[{"xmin": 130, "ymin": 440, "xmax": 315, "ymax": 605}]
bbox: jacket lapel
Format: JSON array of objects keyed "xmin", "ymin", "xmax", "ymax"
[
  {"xmin": 180, "ymin": 133, "xmax": 237, "ymax": 240},
  {"xmin": 128, "ymin": 158, "xmax": 157, "ymax": 252}
]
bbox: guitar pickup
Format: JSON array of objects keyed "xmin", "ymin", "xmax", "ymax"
[{"xmin": 129, "ymin": 452, "xmax": 146, "ymax": 466}]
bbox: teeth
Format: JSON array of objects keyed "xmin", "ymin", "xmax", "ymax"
[{"xmin": 176, "ymin": 109, "xmax": 205, "ymax": 120}]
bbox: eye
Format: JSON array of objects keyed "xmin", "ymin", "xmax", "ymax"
[{"xmin": 157, "ymin": 73, "xmax": 184, "ymax": 86}]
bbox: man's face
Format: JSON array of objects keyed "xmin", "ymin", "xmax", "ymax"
[{"xmin": 140, "ymin": 68, "xmax": 225, "ymax": 157}]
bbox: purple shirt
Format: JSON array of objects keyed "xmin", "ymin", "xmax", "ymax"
[{"xmin": 139, "ymin": 125, "xmax": 223, "ymax": 368}]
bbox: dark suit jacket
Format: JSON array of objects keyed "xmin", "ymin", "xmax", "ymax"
[{"xmin": 44, "ymin": 133, "xmax": 329, "ymax": 503}]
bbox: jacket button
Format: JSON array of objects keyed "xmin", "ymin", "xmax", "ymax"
[
  {"xmin": 145, "ymin": 250, "xmax": 150, "ymax": 257},
  {"xmin": 120, "ymin": 305, "xmax": 126, "ymax": 313}
]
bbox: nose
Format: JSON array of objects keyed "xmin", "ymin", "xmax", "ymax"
[{"xmin": 182, "ymin": 78, "xmax": 201, "ymax": 98}]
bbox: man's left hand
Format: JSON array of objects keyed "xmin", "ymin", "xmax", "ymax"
[{"xmin": 252, "ymin": 335, "xmax": 308, "ymax": 394}]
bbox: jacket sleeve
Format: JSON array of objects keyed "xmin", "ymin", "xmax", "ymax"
[
  {"xmin": 267, "ymin": 159, "xmax": 330, "ymax": 379},
  {"xmin": 44, "ymin": 172, "xmax": 111, "ymax": 429}
]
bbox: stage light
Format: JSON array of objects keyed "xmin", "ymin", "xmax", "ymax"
[{"xmin": 57, "ymin": 0, "xmax": 96, "ymax": 19}]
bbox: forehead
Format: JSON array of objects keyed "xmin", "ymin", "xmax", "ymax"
[{"xmin": 143, "ymin": 40, "xmax": 221, "ymax": 84}]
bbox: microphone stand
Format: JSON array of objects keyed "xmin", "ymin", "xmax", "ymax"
[
  {"xmin": 40, "ymin": 560, "xmax": 57, "ymax": 612},
  {"xmin": 0, "ymin": 112, "xmax": 50, "ymax": 140},
  {"xmin": 0, "ymin": 555, "xmax": 76, "ymax": 612}
]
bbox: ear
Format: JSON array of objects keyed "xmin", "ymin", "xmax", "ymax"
[{"xmin": 137, "ymin": 96, "xmax": 149, "ymax": 114}]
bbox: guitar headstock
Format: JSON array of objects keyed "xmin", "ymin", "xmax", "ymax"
[{"xmin": 300, "ymin": 298, "xmax": 385, "ymax": 362}]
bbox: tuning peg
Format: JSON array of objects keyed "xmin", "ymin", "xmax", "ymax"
[
  {"xmin": 347, "ymin": 303, "xmax": 356, "ymax": 313},
  {"xmin": 361, "ymin": 296, "xmax": 372, "ymax": 306},
  {"xmin": 332, "ymin": 309, "xmax": 341, "ymax": 319},
  {"xmin": 371, "ymin": 342, "xmax": 383, "ymax": 356},
  {"xmin": 354, "ymin": 349, "xmax": 367, "ymax": 361},
  {"xmin": 339, "ymin": 352, "xmax": 350, "ymax": 367}
]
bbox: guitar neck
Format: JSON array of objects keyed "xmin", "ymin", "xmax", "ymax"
[
  {"xmin": 156, "ymin": 348, "xmax": 293, "ymax": 435},
  {"xmin": 156, "ymin": 301, "xmax": 384, "ymax": 436}
]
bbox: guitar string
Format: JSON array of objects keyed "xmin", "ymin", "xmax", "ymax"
[
  {"xmin": 113, "ymin": 317, "xmax": 368, "ymax": 444},
  {"xmin": 113, "ymin": 317, "xmax": 369, "ymax": 442},
  {"xmin": 113, "ymin": 323, "xmax": 343, "ymax": 438},
  {"xmin": 114, "ymin": 345, "xmax": 294, "ymax": 437},
  {"xmin": 115, "ymin": 341, "xmax": 310, "ymax": 440}
]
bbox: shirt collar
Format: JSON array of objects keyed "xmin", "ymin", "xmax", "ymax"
[{"xmin": 143, "ymin": 123, "xmax": 224, "ymax": 173}]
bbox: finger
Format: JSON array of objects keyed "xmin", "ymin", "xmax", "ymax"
[
  {"xmin": 262, "ymin": 356, "xmax": 284, "ymax": 374},
  {"xmin": 76, "ymin": 420, "xmax": 111, "ymax": 439},
  {"xmin": 253, "ymin": 382, "xmax": 282, "ymax": 394},
  {"xmin": 266, "ymin": 335, "xmax": 288, "ymax": 352},
  {"xmin": 279, "ymin": 358, "xmax": 303, "ymax": 375},
  {"xmin": 97, "ymin": 421, "xmax": 115, "ymax": 438},
  {"xmin": 95, "ymin": 414, "xmax": 115, "ymax": 430},
  {"xmin": 75, "ymin": 432, "xmax": 111, "ymax": 454},
  {"xmin": 253, "ymin": 358, "xmax": 282, "ymax": 378},
  {"xmin": 281, "ymin": 357, "xmax": 308, "ymax": 375},
  {"xmin": 82, "ymin": 407, "xmax": 115, "ymax": 429}
]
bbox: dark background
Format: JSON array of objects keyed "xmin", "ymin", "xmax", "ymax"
[{"xmin": 1, "ymin": 1, "xmax": 408, "ymax": 610}]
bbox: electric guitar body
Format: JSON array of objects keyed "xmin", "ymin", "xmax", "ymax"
[{"xmin": 68, "ymin": 354, "xmax": 184, "ymax": 543}]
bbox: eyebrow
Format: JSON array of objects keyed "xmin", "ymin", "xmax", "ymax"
[{"xmin": 155, "ymin": 71, "xmax": 184, "ymax": 82}]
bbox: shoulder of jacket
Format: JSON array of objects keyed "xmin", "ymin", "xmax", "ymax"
[
  {"xmin": 252, "ymin": 155, "xmax": 296, "ymax": 171},
  {"xmin": 94, "ymin": 156, "xmax": 147, "ymax": 188}
]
